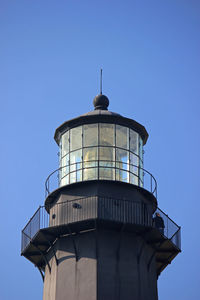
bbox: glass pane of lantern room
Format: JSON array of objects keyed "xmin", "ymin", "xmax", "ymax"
[
  {"xmin": 70, "ymin": 149, "xmax": 82, "ymax": 183},
  {"xmin": 139, "ymin": 137, "xmax": 144, "ymax": 186},
  {"xmin": 139, "ymin": 136, "xmax": 143, "ymax": 162},
  {"xmin": 99, "ymin": 147, "xmax": 115, "ymax": 180},
  {"xmin": 61, "ymin": 131, "xmax": 69, "ymax": 157},
  {"xmin": 83, "ymin": 147, "xmax": 98, "ymax": 166},
  {"xmin": 60, "ymin": 154, "xmax": 69, "ymax": 187},
  {"xmin": 70, "ymin": 126, "xmax": 82, "ymax": 151},
  {"xmin": 116, "ymin": 149, "xmax": 129, "ymax": 182},
  {"xmin": 83, "ymin": 147, "xmax": 98, "ymax": 180},
  {"xmin": 116, "ymin": 125, "xmax": 129, "ymax": 149},
  {"xmin": 130, "ymin": 153, "xmax": 139, "ymax": 185},
  {"xmin": 130, "ymin": 129, "xmax": 138, "ymax": 155},
  {"xmin": 99, "ymin": 123, "xmax": 115, "ymax": 146},
  {"xmin": 99, "ymin": 147, "xmax": 115, "ymax": 166},
  {"xmin": 83, "ymin": 124, "xmax": 98, "ymax": 147}
]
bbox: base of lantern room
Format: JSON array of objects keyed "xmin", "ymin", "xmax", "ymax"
[{"xmin": 44, "ymin": 179, "xmax": 157, "ymax": 208}]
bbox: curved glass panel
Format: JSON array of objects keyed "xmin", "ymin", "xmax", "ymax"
[
  {"xmin": 61, "ymin": 131, "xmax": 69, "ymax": 157},
  {"xmin": 130, "ymin": 153, "xmax": 138, "ymax": 185},
  {"xmin": 60, "ymin": 154, "xmax": 69, "ymax": 186},
  {"xmin": 83, "ymin": 147, "xmax": 98, "ymax": 180},
  {"xmin": 83, "ymin": 124, "xmax": 98, "ymax": 147},
  {"xmin": 130, "ymin": 129, "xmax": 138, "ymax": 154},
  {"xmin": 139, "ymin": 137, "xmax": 144, "ymax": 187},
  {"xmin": 70, "ymin": 149, "xmax": 82, "ymax": 183},
  {"xmin": 99, "ymin": 146, "xmax": 115, "ymax": 180},
  {"xmin": 116, "ymin": 149, "xmax": 129, "ymax": 182},
  {"xmin": 59, "ymin": 123, "xmax": 143, "ymax": 187},
  {"xmin": 116, "ymin": 125, "xmax": 129, "ymax": 149},
  {"xmin": 70, "ymin": 127, "xmax": 82, "ymax": 151},
  {"xmin": 99, "ymin": 123, "xmax": 114, "ymax": 146},
  {"xmin": 99, "ymin": 147, "xmax": 115, "ymax": 166}
]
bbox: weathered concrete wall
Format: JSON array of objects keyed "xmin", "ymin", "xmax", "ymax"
[{"xmin": 43, "ymin": 229, "xmax": 158, "ymax": 300}]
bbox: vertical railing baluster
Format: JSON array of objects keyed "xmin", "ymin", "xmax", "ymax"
[
  {"xmin": 39, "ymin": 206, "xmax": 41, "ymax": 231},
  {"xmin": 167, "ymin": 215, "xmax": 168, "ymax": 238},
  {"xmin": 30, "ymin": 219, "xmax": 31, "ymax": 239}
]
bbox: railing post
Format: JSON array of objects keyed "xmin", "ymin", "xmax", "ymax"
[
  {"xmin": 30, "ymin": 219, "xmax": 31, "ymax": 239},
  {"xmin": 46, "ymin": 206, "xmax": 48, "ymax": 228},
  {"xmin": 167, "ymin": 214, "xmax": 168, "ymax": 237},
  {"xmin": 39, "ymin": 206, "xmax": 41, "ymax": 231},
  {"xmin": 43, "ymin": 206, "xmax": 45, "ymax": 228},
  {"xmin": 178, "ymin": 227, "xmax": 181, "ymax": 249}
]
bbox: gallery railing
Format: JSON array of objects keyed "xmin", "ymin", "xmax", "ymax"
[
  {"xmin": 21, "ymin": 197, "xmax": 181, "ymax": 253},
  {"xmin": 45, "ymin": 160, "xmax": 157, "ymax": 198}
]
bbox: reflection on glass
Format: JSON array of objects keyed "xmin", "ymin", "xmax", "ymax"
[
  {"xmin": 130, "ymin": 130, "xmax": 138, "ymax": 154},
  {"xmin": 130, "ymin": 153, "xmax": 138, "ymax": 185},
  {"xmin": 83, "ymin": 124, "xmax": 98, "ymax": 147},
  {"xmin": 99, "ymin": 147, "xmax": 115, "ymax": 166},
  {"xmin": 99, "ymin": 123, "xmax": 114, "ymax": 146},
  {"xmin": 70, "ymin": 150, "xmax": 82, "ymax": 183},
  {"xmin": 60, "ymin": 175, "xmax": 69, "ymax": 186},
  {"xmin": 139, "ymin": 137, "xmax": 143, "ymax": 186},
  {"xmin": 83, "ymin": 167, "xmax": 98, "ymax": 180},
  {"xmin": 60, "ymin": 154, "xmax": 69, "ymax": 186},
  {"xmin": 130, "ymin": 174, "xmax": 138, "ymax": 185},
  {"xmin": 116, "ymin": 149, "xmax": 128, "ymax": 165},
  {"xmin": 116, "ymin": 125, "xmax": 129, "ymax": 149},
  {"xmin": 61, "ymin": 131, "xmax": 69, "ymax": 157},
  {"xmin": 83, "ymin": 147, "xmax": 98, "ymax": 180},
  {"xmin": 139, "ymin": 137, "xmax": 143, "ymax": 161},
  {"xmin": 61, "ymin": 154, "xmax": 69, "ymax": 178},
  {"xmin": 99, "ymin": 167, "xmax": 115, "ymax": 180},
  {"xmin": 70, "ymin": 127, "xmax": 82, "ymax": 151},
  {"xmin": 83, "ymin": 147, "xmax": 98, "ymax": 166},
  {"xmin": 116, "ymin": 149, "xmax": 129, "ymax": 182},
  {"xmin": 99, "ymin": 146, "xmax": 115, "ymax": 180},
  {"xmin": 116, "ymin": 169, "xmax": 128, "ymax": 182},
  {"xmin": 83, "ymin": 168, "xmax": 98, "ymax": 180},
  {"xmin": 59, "ymin": 154, "xmax": 69, "ymax": 185}
]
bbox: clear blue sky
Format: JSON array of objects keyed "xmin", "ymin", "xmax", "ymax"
[{"xmin": 0, "ymin": 0, "xmax": 199, "ymax": 299}]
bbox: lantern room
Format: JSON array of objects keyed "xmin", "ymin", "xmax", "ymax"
[{"xmin": 55, "ymin": 94, "xmax": 149, "ymax": 190}]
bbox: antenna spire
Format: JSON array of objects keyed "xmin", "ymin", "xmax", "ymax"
[{"xmin": 100, "ymin": 68, "xmax": 102, "ymax": 94}]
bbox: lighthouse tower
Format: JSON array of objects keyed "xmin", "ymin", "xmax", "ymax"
[{"xmin": 21, "ymin": 93, "xmax": 181, "ymax": 300}]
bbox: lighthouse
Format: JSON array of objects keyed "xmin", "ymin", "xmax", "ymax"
[{"xmin": 21, "ymin": 93, "xmax": 181, "ymax": 300}]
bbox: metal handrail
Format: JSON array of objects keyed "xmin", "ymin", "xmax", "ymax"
[
  {"xmin": 45, "ymin": 160, "xmax": 157, "ymax": 198},
  {"xmin": 21, "ymin": 206, "xmax": 41, "ymax": 233},
  {"xmin": 60, "ymin": 144, "xmax": 144, "ymax": 156},
  {"xmin": 21, "ymin": 196, "xmax": 181, "ymax": 253},
  {"xmin": 156, "ymin": 206, "xmax": 181, "ymax": 230}
]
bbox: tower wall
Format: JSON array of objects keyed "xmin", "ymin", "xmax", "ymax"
[{"xmin": 43, "ymin": 229, "xmax": 158, "ymax": 300}]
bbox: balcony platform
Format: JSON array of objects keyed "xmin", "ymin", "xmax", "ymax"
[{"xmin": 21, "ymin": 218, "xmax": 180, "ymax": 277}]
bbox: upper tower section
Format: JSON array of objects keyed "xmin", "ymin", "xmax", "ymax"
[{"xmin": 54, "ymin": 94, "xmax": 149, "ymax": 189}]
